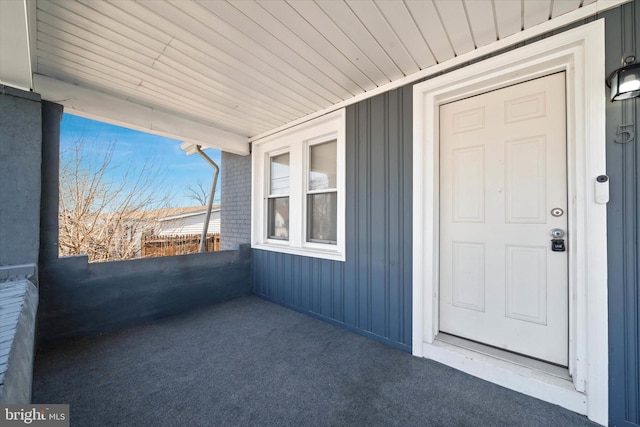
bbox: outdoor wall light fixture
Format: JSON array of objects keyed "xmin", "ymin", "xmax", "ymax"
[{"xmin": 607, "ymin": 56, "xmax": 640, "ymax": 101}]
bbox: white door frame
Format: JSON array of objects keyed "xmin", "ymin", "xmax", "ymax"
[{"xmin": 412, "ymin": 20, "xmax": 608, "ymax": 425}]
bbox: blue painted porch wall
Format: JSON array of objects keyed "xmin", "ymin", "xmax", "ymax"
[
  {"xmin": 253, "ymin": 87, "xmax": 414, "ymax": 352},
  {"xmin": 603, "ymin": 2, "xmax": 640, "ymax": 426}
]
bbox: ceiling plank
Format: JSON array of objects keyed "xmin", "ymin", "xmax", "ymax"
[
  {"xmin": 35, "ymin": 61, "xmax": 257, "ymax": 134},
  {"xmin": 49, "ymin": 0, "xmax": 171, "ymax": 51},
  {"xmin": 36, "ymin": 49, "xmax": 275, "ymax": 137},
  {"xmin": 38, "ymin": 0, "xmax": 162, "ymax": 60},
  {"xmin": 315, "ymin": 0, "xmax": 403, "ymax": 81},
  {"xmin": 37, "ymin": 62, "xmax": 267, "ymax": 136},
  {"xmin": 192, "ymin": 0, "xmax": 347, "ymax": 102},
  {"xmin": 76, "ymin": 0, "xmax": 173, "ymax": 45},
  {"xmin": 36, "ymin": 22, "xmax": 297, "ymax": 124},
  {"xmin": 346, "ymin": 0, "xmax": 421, "ymax": 74},
  {"xmin": 551, "ymin": 0, "xmax": 581, "ymax": 18},
  {"xmin": 36, "ymin": 57, "xmax": 139, "ymax": 93},
  {"xmin": 33, "ymin": 74, "xmax": 250, "ymax": 155},
  {"xmin": 494, "ymin": 0, "xmax": 522, "ymax": 39},
  {"xmin": 286, "ymin": 0, "xmax": 388, "ymax": 85},
  {"xmin": 36, "ymin": 10, "xmax": 156, "ymax": 68},
  {"xmin": 105, "ymin": 1, "xmax": 318, "ymax": 116},
  {"xmin": 433, "ymin": 0, "xmax": 475, "ymax": 55},
  {"xmin": 374, "ymin": 0, "xmax": 437, "ymax": 70},
  {"xmin": 464, "ymin": 0, "xmax": 497, "ymax": 48},
  {"xmin": 231, "ymin": 0, "xmax": 367, "ymax": 95},
  {"xmin": 37, "ymin": 11, "xmax": 284, "ymax": 131},
  {"xmin": 0, "ymin": 0, "xmax": 33, "ymax": 90},
  {"xmin": 131, "ymin": 0, "xmax": 331, "ymax": 110},
  {"xmin": 404, "ymin": 0, "xmax": 455, "ymax": 63},
  {"xmin": 524, "ymin": 0, "xmax": 552, "ymax": 29},
  {"xmin": 160, "ymin": 43, "xmax": 308, "ymax": 118},
  {"xmin": 36, "ymin": 44, "xmax": 142, "ymax": 87},
  {"xmin": 259, "ymin": 1, "xmax": 377, "ymax": 91}
]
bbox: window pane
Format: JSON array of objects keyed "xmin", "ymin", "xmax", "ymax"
[
  {"xmin": 268, "ymin": 197, "xmax": 289, "ymax": 240},
  {"xmin": 309, "ymin": 141, "xmax": 336, "ymax": 191},
  {"xmin": 307, "ymin": 192, "xmax": 337, "ymax": 243},
  {"xmin": 270, "ymin": 153, "xmax": 289, "ymax": 195}
]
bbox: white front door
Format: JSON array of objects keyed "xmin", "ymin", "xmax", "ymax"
[{"xmin": 439, "ymin": 72, "xmax": 568, "ymax": 366}]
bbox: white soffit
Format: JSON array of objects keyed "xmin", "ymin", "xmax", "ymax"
[{"xmin": 31, "ymin": 0, "xmax": 630, "ymax": 147}]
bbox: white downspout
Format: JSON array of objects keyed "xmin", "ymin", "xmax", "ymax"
[{"xmin": 179, "ymin": 142, "xmax": 220, "ymax": 253}]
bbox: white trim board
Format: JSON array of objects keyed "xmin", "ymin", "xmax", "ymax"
[
  {"xmin": 412, "ymin": 20, "xmax": 608, "ymax": 425},
  {"xmin": 32, "ymin": 74, "xmax": 250, "ymax": 155}
]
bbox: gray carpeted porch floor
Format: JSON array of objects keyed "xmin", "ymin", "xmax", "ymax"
[{"xmin": 33, "ymin": 296, "xmax": 596, "ymax": 426}]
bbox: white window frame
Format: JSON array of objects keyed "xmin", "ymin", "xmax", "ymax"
[
  {"xmin": 252, "ymin": 109, "xmax": 346, "ymax": 261},
  {"xmin": 265, "ymin": 148, "xmax": 291, "ymax": 243},
  {"xmin": 304, "ymin": 137, "xmax": 338, "ymax": 246}
]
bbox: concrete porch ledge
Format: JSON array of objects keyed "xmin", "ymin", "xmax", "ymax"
[{"xmin": 0, "ymin": 265, "xmax": 38, "ymax": 404}]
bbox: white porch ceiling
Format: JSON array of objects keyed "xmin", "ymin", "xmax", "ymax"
[{"xmin": 3, "ymin": 0, "xmax": 629, "ymax": 153}]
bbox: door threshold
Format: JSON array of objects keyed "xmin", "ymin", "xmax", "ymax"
[
  {"xmin": 421, "ymin": 336, "xmax": 586, "ymax": 415},
  {"xmin": 436, "ymin": 333, "xmax": 571, "ymax": 381}
]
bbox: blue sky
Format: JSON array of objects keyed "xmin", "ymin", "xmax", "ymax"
[{"xmin": 60, "ymin": 113, "xmax": 221, "ymax": 207}]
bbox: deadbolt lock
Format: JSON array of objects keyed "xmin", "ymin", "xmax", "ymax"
[{"xmin": 550, "ymin": 229, "xmax": 565, "ymax": 238}]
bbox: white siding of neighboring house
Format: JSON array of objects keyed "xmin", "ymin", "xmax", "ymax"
[{"xmin": 156, "ymin": 211, "xmax": 220, "ymax": 236}]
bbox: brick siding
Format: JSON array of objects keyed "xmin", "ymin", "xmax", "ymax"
[{"xmin": 220, "ymin": 152, "xmax": 251, "ymax": 250}]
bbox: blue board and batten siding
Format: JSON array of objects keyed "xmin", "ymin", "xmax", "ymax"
[
  {"xmin": 253, "ymin": 86, "xmax": 413, "ymax": 352},
  {"xmin": 253, "ymin": 3, "xmax": 640, "ymax": 425},
  {"xmin": 604, "ymin": 3, "xmax": 640, "ymax": 427}
]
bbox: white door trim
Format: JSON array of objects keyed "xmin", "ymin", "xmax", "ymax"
[{"xmin": 412, "ymin": 20, "xmax": 608, "ymax": 425}]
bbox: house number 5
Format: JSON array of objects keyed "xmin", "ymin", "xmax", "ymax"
[{"xmin": 615, "ymin": 123, "xmax": 635, "ymax": 144}]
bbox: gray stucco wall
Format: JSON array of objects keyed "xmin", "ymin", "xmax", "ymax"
[
  {"xmin": 220, "ymin": 151, "xmax": 251, "ymax": 250},
  {"xmin": 0, "ymin": 86, "xmax": 42, "ymax": 267},
  {"xmin": 0, "ymin": 87, "xmax": 42, "ymax": 404},
  {"xmin": 37, "ymin": 102, "xmax": 252, "ymax": 348}
]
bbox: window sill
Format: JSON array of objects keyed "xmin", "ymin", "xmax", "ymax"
[{"xmin": 252, "ymin": 242, "xmax": 345, "ymax": 262}]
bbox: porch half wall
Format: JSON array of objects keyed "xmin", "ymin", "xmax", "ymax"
[
  {"xmin": 37, "ymin": 101, "xmax": 252, "ymax": 348},
  {"xmin": 253, "ymin": 3, "xmax": 640, "ymax": 426},
  {"xmin": 253, "ymin": 86, "xmax": 414, "ymax": 352}
]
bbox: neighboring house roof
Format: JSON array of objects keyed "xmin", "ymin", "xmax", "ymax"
[
  {"xmin": 118, "ymin": 205, "xmax": 220, "ymax": 222},
  {"xmin": 159, "ymin": 208, "xmax": 221, "ymax": 222},
  {"xmin": 156, "ymin": 208, "xmax": 221, "ymax": 236}
]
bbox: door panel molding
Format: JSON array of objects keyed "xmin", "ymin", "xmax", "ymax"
[{"xmin": 412, "ymin": 20, "xmax": 607, "ymax": 425}]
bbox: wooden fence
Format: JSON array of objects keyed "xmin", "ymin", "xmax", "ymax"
[{"xmin": 141, "ymin": 233, "xmax": 220, "ymax": 258}]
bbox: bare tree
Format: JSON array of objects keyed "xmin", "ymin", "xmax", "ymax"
[
  {"xmin": 58, "ymin": 137, "xmax": 173, "ymax": 262},
  {"xmin": 184, "ymin": 181, "xmax": 209, "ymax": 206}
]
